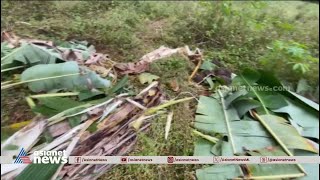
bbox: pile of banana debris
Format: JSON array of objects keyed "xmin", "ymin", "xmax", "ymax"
[{"xmin": 1, "ymin": 31, "xmax": 200, "ymax": 179}]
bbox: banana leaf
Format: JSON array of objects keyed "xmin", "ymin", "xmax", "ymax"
[
  {"xmin": 232, "ymin": 99, "xmax": 261, "ymax": 117},
  {"xmin": 231, "ymin": 68, "xmax": 288, "ymax": 114},
  {"xmin": 235, "ymin": 69, "xmax": 320, "ymax": 141},
  {"xmin": 194, "ymin": 93, "xmax": 318, "ymax": 180},
  {"xmin": 295, "ymin": 145, "xmax": 320, "ymax": 180},
  {"xmin": 195, "ymin": 95, "xmax": 317, "ymax": 155},
  {"xmin": 289, "ymin": 91, "xmax": 319, "ymax": 111},
  {"xmin": 255, "ymin": 70, "xmax": 319, "ymax": 111},
  {"xmin": 1, "ymin": 43, "xmax": 62, "ymax": 70},
  {"xmin": 78, "ymin": 90, "xmax": 105, "ymax": 101},
  {"xmin": 273, "ymin": 97, "xmax": 319, "ymax": 141},
  {"xmin": 230, "ymin": 68, "xmax": 319, "ymax": 141},
  {"xmin": 15, "ymin": 164, "xmax": 60, "ymax": 180},
  {"xmin": 32, "ymin": 96, "xmax": 85, "ymax": 117},
  {"xmin": 21, "ymin": 61, "xmax": 111, "ymax": 92},
  {"xmin": 1, "ymin": 42, "xmax": 13, "ymax": 58}
]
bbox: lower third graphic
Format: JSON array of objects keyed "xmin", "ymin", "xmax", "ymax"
[{"xmin": 14, "ymin": 148, "xmax": 32, "ymax": 164}]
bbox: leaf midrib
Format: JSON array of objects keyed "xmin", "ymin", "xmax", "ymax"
[{"xmin": 240, "ymin": 74, "xmax": 270, "ymax": 114}]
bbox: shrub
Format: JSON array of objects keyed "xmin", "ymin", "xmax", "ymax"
[{"xmin": 260, "ymin": 40, "xmax": 319, "ymax": 84}]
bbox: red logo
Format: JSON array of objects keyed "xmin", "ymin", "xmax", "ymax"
[
  {"xmin": 167, "ymin": 156, "xmax": 174, "ymax": 163},
  {"xmin": 260, "ymin": 157, "xmax": 268, "ymax": 163},
  {"xmin": 213, "ymin": 157, "xmax": 221, "ymax": 163},
  {"xmin": 121, "ymin": 157, "xmax": 127, "ymax": 163},
  {"xmin": 20, "ymin": 156, "xmax": 32, "ymax": 164}
]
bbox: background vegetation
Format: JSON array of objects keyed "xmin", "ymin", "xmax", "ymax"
[{"xmin": 1, "ymin": 1, "xmax": 319, "ymax": 179}]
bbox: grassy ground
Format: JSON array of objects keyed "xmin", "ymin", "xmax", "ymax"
[{"xmin": 1, "ymin": 1, "xmax": 319, "ymax": 179}]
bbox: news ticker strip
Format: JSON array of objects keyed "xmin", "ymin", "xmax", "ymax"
[
  {"xmin": 1, "ymin": 156, "xmax": 320, "ymax": 164},
  {"xmin": 71, "ymin": 156, "xmax": 320, "ymax": 164}
]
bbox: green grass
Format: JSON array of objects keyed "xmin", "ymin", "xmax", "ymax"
[{"xmin": 1, "ymin": 1, "xmax": 319, "ymax": 179}]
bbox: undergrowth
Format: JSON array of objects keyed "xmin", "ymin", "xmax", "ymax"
[{"xmin": 1, "ymin": 1, "xmax": 318, "ymax": 85}]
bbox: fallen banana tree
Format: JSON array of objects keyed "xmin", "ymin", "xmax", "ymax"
[
  {"xmin": 193, "ymin": 68, "xmax": 319, "ymax": 180},
  {"xmin": 1, "ymin": 31, "xmax": 202, "ymax": 93},
  {"xmin": 1, "ymin": 31, "xmax": 109, "ymax": 71},
  {"xmin": 1, "ymin": 32, "xmax": 199, "ymax": 179}
]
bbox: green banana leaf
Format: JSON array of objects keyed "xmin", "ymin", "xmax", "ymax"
[
  {"xmin": 195, "ymin": 68, "xmax": 319, "ymax": 180},
  {"xmin": 59, "ymin": 40, "xmax": 95, "ymax": 53},
  {"xmin": 1, "ymin": 43, "xmax": 62, "ymax": 70},
  {"xmin": 231, "ymin": 68, "xmax": 288, "ymax": 114},
  {"xmin": 232, "ymin": 99, "xmax": 261, "ymax": 117},
  {"xmin": 289, "ymin": 91, "xmax": 319, "ymax": 111},
  {"xmin": 230, "ymin": 68, "xmax": 319, "ymax": 141},
  {"xmin": 194, "ymin": 138, "xmax": 216, "ymax": 156},
  {"xmin": 224, "ymin": 89, "xmax": 248, "ymax": 107},
  {"xmin": 194, "ymin": 95, "xmax": 317, "ymax": 156},
  {"xmin": 295, "ymin": 145, "xmax": 319, "ymax": 180},
  {"xmin": 21, "ymin": 61, "xmax": 111, "ymax": 92},
  {"xmin": 1, "ymin": 42, "xmax": 13, "ymax": 58},
  {"xmin": 200, "ymin": 60, "xmax": 217, "ymax": 71},
  {"xmin": 32, "ymin": 96, "xmax": 85, "ymax": 116},
  {"xmin": 196, "ymin": 165, "xmax": 242, "ymax": 180},
  {"xmin": 15, "ymin": 163, "xmax": 60, "ymax": 180},
  {"xmin": 194, "ymin": 94, "xmax": 318, "ymax": 180},
  {"xmin": 273, "ymin": 97, "xmax": 319, "ymax": 140},
  {"xmin": 254, "ymin": 70, "xmax": 319, "ymax": 111}
]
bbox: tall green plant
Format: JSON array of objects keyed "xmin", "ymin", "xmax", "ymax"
[{"xmin": 260, "ymin": 40, "xmax": 319, "ymax": 75}]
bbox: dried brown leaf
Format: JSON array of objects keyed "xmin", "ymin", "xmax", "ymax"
[
  {"xmin": 85, "ymin": 53, "xmax": 107, "ymax": 65},
  {"xmin": 114, "ymin": 46, "xmax": 181, "ymax": 75},
  {"xmin": 88, "ymin": 65, "xmax": 110, "ymax": 77},
  {"xmin": 169, "ymin": 80, "xmax": 180, "ymax": 92}
]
